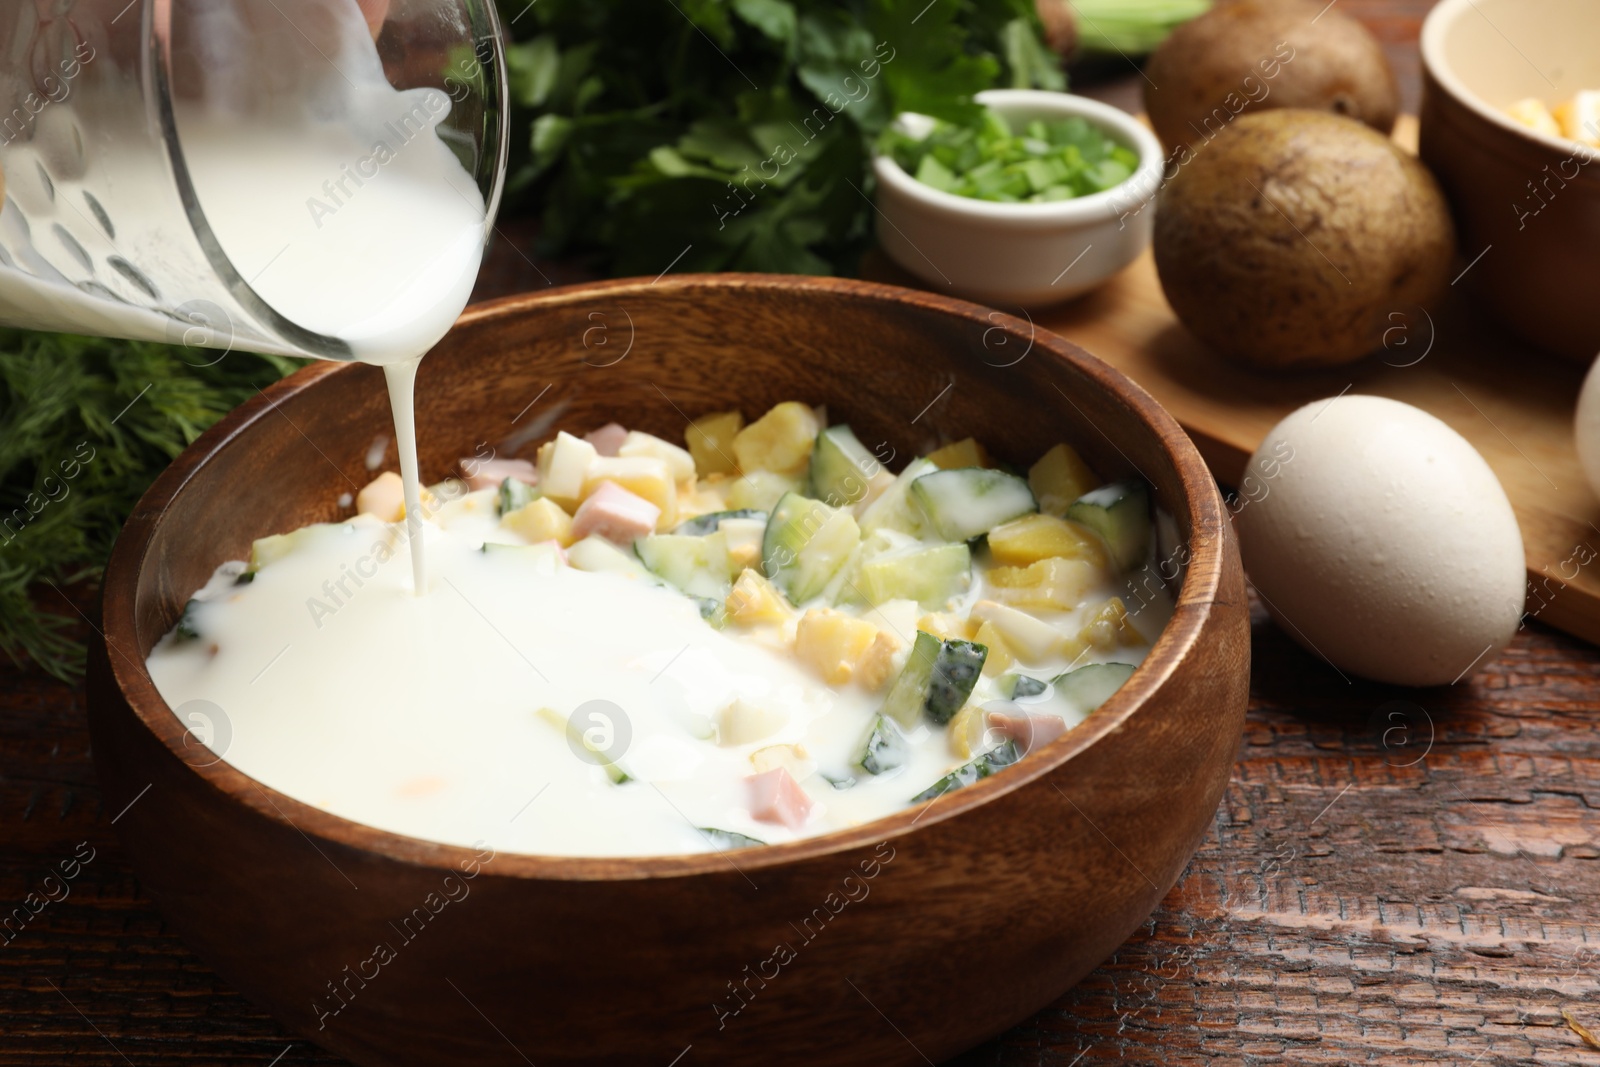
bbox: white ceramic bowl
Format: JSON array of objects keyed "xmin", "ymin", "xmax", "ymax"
[{"xmin": 873, "ymin": 89, "xmax": 1164, "ymax": 307}]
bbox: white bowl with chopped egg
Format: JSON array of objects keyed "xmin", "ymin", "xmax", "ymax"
[
  {"xmin": 872, "ymin": 89, "xmax": 1165, "ymax": 307},
  {"xmin": 1419, "ymin": 0, "xmax": 1600, "ymax": 361}
]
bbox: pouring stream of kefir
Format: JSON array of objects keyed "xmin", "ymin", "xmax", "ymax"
[{"xmin": 174, "ymin": 0, "xmax": 487, "ymax": 591}]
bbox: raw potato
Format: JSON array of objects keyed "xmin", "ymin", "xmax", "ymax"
[
  {"xmin": 1144, "ymin": 0, "xmax": 1397, "ymax": 153},
  {"xmin": 1152, "ymin": 110, "xmax": 1455, "ymax": 369}
]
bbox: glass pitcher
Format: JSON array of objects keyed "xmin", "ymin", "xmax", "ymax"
[{"xmin": 0, "ymin": 0, "xmax": 508, "ymax": 361}]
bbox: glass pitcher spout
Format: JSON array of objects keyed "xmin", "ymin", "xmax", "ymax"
[{"xmin": 0, "ymin": 0, "xmax": 508, "ymax": 363}]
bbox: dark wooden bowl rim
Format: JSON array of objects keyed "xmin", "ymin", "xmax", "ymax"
[{"xmin": 100, "ymin": 273, "xmax": 1229, "ymax": 883}]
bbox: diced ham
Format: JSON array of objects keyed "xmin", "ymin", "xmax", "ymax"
[
  {"xmin": 584, "ymin": 422, "xmax": 629, "ymax": 457},
  {"xmin": 746, "ymin": 768, "xmax": 814, "ymax": 831},
  {"xmin": 460, "ymin": 457, "xmax": 537, "ymax": 493},
  {"xmin": 569, "ymin": 481, "xmax": 661, "ymax": 544},
  {"xmin": 985, "ymin": 710, "xmax": 1069, "ymax": 755}
]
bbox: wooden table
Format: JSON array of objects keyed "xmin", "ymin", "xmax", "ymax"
[{"xmin": 10, "ymin": 2, "xmax": 1600, "ymax": 1063}]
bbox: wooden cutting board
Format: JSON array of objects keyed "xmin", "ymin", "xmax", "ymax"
[{"xmin": 865, "ymin": 117, "xmax": 1600, "ymax": 648}]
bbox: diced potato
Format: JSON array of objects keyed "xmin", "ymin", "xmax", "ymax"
[
  {"xmin": 356, "ymin": 471, "xmax": 406, "ymax": 522},
  {"xmin": 1506, "ymin": 97, "xmax": 1563, "ymax": 138},
  {"xmin": 356, "ymin": 476, "xmax": 438, "ymax": 524},
  {"xmin": 987, "ymin": 513, "xmax": 1109, "ymax": 569},
  {"xmin": 687, "ymin": 410, "xmax": 743, "ymax": 476},
  {"xmin": 583, "ymin": 456, "xmax": 677, "ymax": 529},
  {"xmin": 916, "ymin": 612, "xmax": 976, "ymax": 642},
  {"xmin": 987, "ymin": 557, "xmax": 1099, "ymax": 611},
  {"xmin": 567, "ymin": 535, "xmax": 650, "ymax": 578},
  {"xmin": 1028, "ymin": 443, "xmax": 1097, "ymax": 518},
  {"xmin": 1554, "ymin": 90, "xmax": 1600, "ymax": 147},
  {"xmin": 751, "ymin": 743, "xmax": 816, "ymax": 781},
  {"xmin": 732, "ymin": 402, "xmax": 819, "ymax": 475},
  {"xmin": 948, "ymin": 703, "xmax": 990, "ymax": 760},
  {"xmin": 794, "ymin": 609, "xmax": 879, "ymax": 685},
  {"xmin": 973, "ymin": 620, "xmax": 1016, "ymax": 676},
  {"xmin": 719, "ymin": 517, "xmax": 767, "ymax": 576},
  {"xmin": 726, "ymin": 568, "xmax": 794, "ymax": 625},
  {"xmin": 536, "ymin": 431, "xmax": 597, "ymax": 508},
  {"xmin": 727, "ymin": 470, "xmax": 803, "ymax": 511},
  {"xmin": 867, "ymin": 598, "xmax": 922, "ymax": 643},
  {"xmin": 503, "ymin": 497, "xmax": 575, "ymax": 546},
  {"xmin": 971, "ymin": 600, "xmax": 1064, "ymax": 665},
  {"xmin": 718, "ymin": 697, "xmax": 785, "ymax": 746},
  {"xmin": 619, "ymin": 431, "xmax": 696, "ymax": 482},
  {"xmin": 1079, "ymin": 596, "xmax": 1141, "ymax": 651},
  {"xmin": 926, "ymin": 437, "xmax": 992, "ymax": 470},
  {"xmin": 856, "ymin": 630, "xmax": 904, "ymax": 691},
  {"xmin": 678, "ymin": 473, "xmax": 730, "ymax": 522}
]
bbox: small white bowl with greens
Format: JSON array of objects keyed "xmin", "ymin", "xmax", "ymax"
[{"xmin": 873, "ymin": 89, "xmax": 1163, "ymax": 306}]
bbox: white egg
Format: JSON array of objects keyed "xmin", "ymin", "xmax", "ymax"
[
  {"xmin": 1236, "ymin": 395, "xmax": 1525, "ymax": 687},
  {"xmin": 1578, "ymin": 354, "xmax": 1600, "ymax": 501}
]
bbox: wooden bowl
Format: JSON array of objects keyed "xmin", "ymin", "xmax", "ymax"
[
  {"xmin": 88, "ymin": 275, "xmax": 1249, "ymax": 1067},
  {"xmin": 1419, "ymin": 0, "xmax": 1600, "ymax": 362}
]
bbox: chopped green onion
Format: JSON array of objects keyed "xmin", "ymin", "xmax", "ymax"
[{"xmin": 880, "ymin": 109, "xmax": 1140, "ymax": 204}]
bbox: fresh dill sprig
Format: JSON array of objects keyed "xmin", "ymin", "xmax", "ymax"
[{"xmin": 0, "ymin": 330, "xmax": 301, "ymax": 681}]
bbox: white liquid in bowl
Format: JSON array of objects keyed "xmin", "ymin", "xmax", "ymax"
[{"xmin": 147, "ymin": 488, "xmax": 1172, "ymax": 857}]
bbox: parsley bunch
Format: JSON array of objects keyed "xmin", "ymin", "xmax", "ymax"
[{"xmin": 497, "ymin": 0, "xmax": 1064, "ymax": 276}]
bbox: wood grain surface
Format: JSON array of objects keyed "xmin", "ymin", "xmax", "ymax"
[{"xmin": 8, "ymin": 2, "xmax": 1600, "ymax": 1065}]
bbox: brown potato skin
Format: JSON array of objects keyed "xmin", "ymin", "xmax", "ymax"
[
  {"xmin": 1152, "ymin": 110, "xmax": 1456, "ymax": 370},
  {"xmin": 1144, "ymin": 0, "xmax": 1398, "ymax": 153}
]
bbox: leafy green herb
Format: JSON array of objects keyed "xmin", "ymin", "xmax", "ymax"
[
  {"xmin": 495, "ymin": 0, "xmax": 1064, "ymax": 277},
  {"xmin": 1064, "ymin": 0, "xmax": 1211, "ymax": 56},
  {"xmin": 881, "ymin": 109, "xmax": 1139, "ymax": 202},
  {"xmin": 0, "ymin": 331, "xmax": 300, "ymax": 679}
]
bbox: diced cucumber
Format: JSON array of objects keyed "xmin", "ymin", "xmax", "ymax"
[
  {"xmin": 173, "ymin": 599, "xmax": 202, "ymax": 643},
  {"xmin": 717, "ymin": 518, "xmax": 767, "ymax": 579},
  {"xmin": 761, "ymin": 492, "xmax": 860, "ymax": 604},
  {"xmin": 481, "ymin": 540, "xmax": 565, "ymax": 575},
  {"xmin": 635, "ymin": 532, "xmax": 731, "ymax": 599},
  {"xmin": 567, "ymin": 535, "xmax": 653, "ymax": 580},
  {"xmin": 881, "ymin": 630, "xmax": 939, "ymax": 729},
  {"xmin": 926, "ymin": 638, "xmax": 988, "ymax": 724},
  {"xmin": 910, "ymin": 467, "xmax": 1037, "ymax": 542},
  {"xmin": 691, "ymin": 596, "xmax": 726, "ymax": 625},
  {"xmin": 1067, "ymin": 480, "xmax": 1150, "ymax": 571},
  {"xmin": 857, "ymin": 542, "xmax": 971, "ymax": 610},
  {"xmin": 728, "ymin": 470, "xmax": 804, "ymax": 512},
  {"xmin": 854, "ymin": 714, "xmax": 910, "ymax": 775},
  {"xmin": 1000, "ymin": 673, "xmax": 1048, "ymax": 700},
  {"xmin": 1051, "ymin": 661, "xmax": 1136, "ymax": 714},
  {"xmin": 881, "ymin": 630, "xmax": 988, "ymax": 728},
  {"xmin": 247, "ymin": 523, "xmax": 335, "ymax": 572},
  {"xmin": 698, "ymin": 827, "xmax": 765, "ymax": 850},
  {"xmin": 673, "ymin": 508, "xmax": 766, "ymax": 536},
  {"xmin": 496, "ymin": 477, "xmax": 539, "ymax": 516},
  {"xmin": 909, "ymin": 740, "xmax": 1021, "ymax": 803},
  {"xmin": 810, "ymin": 425, "xmax": 882, "ymax": 509},
  {"xmin": 536, "ymin": 706, "xmax": 633, "ymax": 783},
  {"xmin": 858, "ymin": 458, "xmax": 936, "ymax": 536},
  {"xmin": 233, "ymin": 571, "xmax": 255, "ymax": 586}
]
